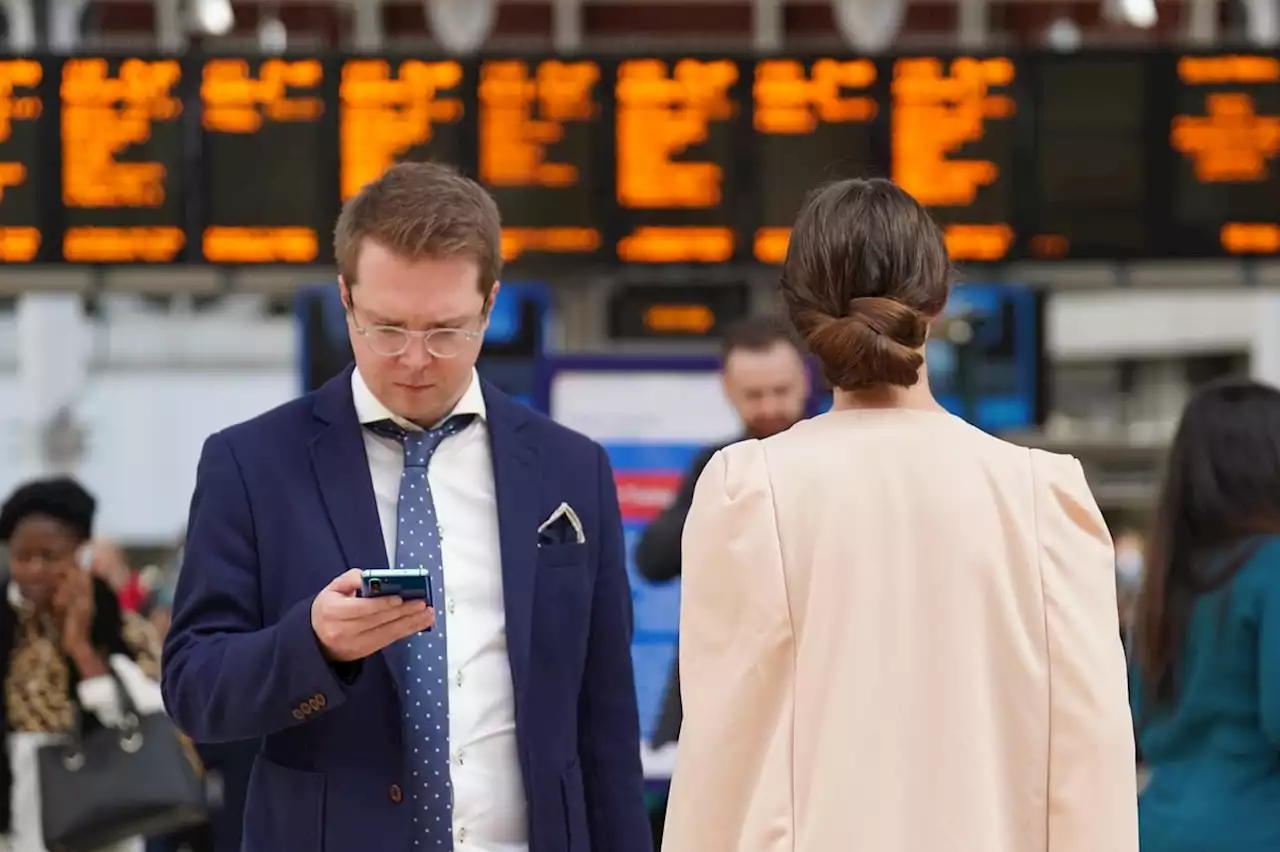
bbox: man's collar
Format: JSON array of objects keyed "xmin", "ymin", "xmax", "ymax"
[{"xmin": 351, "ymin": 367, "xmax": 486, "ymax": 432}]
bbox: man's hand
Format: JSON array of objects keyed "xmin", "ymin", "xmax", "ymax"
[{"xmin": 311, "ymin": 569, "xmax": 435, "ymax": 662}]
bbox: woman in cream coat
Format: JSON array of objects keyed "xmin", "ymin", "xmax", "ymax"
[{"xmin": 661, "ymin": 178, "xmax": 1138, "ymax": 852}]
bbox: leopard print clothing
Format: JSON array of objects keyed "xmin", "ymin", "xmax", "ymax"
[
  {"xmin": 4, "ymin": 608, "xmax": 74, "ymax": 734},
  {"xmin": 4, "ymin": 605, "xmax": 160, "ymax": 735},
  {"xmin": 121, "ymin": 612, "xmax": 161, "ymax": 681}
]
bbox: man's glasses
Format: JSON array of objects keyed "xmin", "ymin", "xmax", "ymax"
[{"xmin": 348, "ymin": 303, "xmax": 485, "ymax": 359}]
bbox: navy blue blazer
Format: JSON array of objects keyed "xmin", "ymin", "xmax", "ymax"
[{"xmin": 161, "ymin": 367, "xmax": 650, "ymax": 852}]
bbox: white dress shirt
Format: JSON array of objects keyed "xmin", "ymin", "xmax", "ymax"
[{"xmin": 352, "ymin": 368, "xmax": 528, "ymax": 852}]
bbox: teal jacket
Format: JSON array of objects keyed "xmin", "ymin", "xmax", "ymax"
[{"xmin": 1130, "ymin": 536, "xmax": 1280, "ymax": 852}]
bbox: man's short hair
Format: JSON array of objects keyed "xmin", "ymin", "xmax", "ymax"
[
  {"xmin": 334, "ymin": 161, "xmax": 503, "ymax": 297},
  {"xmin": 719, "ymin": 315, "xmax": 799, "ymax": 363}
]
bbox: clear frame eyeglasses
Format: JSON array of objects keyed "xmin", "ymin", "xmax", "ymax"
[{"xmin": 349, "ymin": 307, "xmax": 484, "ymax": 359}]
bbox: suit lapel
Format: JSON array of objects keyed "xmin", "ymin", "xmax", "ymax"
[
  {"xmin": 308, "ymin": 368, "xmax": 409, "ymax": 689},
  {"xmin": 308, "ymin": 373, "xmax": 540, "ymax": 698},
  {"xmin": 483, "ymin": 382, "xmax": 539, "ymax": 700},
  {"xmin": 310, "ymin": 367, "xmax": 389, "ymax": 572}
]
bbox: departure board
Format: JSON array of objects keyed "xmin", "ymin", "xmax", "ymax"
[
  {"xmin": 0, "ymin": 59, "xmax": 46, "ymax": 262},
  {"xmin": 891, "ymin": 56, "xmax": 1018, "ymax": 262},
  {"xmin": 199, "ymin": 57, "xmax": 334, "ymax": 264},
  {"xmin": 0, "ymin": 51, "xmax": 1275, "ymax": 268},
  {"xmin": 607, "ymin": 282, "xmax": 752, "ymax": 340},
  {"xmin": 613, "ymin": 57, "xmax": 747, "ymax": 264},
  {"xmin": 60, "ymin": 56, "xmax": 187, "ymax": 263},
  {"xmin": 1168, "ymin": 53, "xmax": 1280, "ymax": 256},
  {"xmin": 338, "ymin": 58, "xmax": 469, "ymax": 203},
  {"xmin": 752, "ymin": 57, "xmax": 881, "ymax": 264},
  {"xmin": 478, "ymin": 57, "xmax": 603, "ymax": 264},
  {"xmin": 1030, "ymin": 55, "xmax": 1152, "ymax": 259}
]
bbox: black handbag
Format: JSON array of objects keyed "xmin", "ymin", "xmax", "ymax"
[{"xmin": 36, "ymin": 661, "xmax": 217, "ymax": 852}]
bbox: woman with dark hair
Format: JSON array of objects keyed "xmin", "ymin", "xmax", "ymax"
[
  {"xmin": 661, "ymin": 178, "xmax": 1137, "ymax": 852},
  {"xmin": 1131, "ymin": 379, "xmax": 1280, "ymax": 852},
  {"xmin": 0, "ymin": 477, "xmax": 163, "ymax": 852}
]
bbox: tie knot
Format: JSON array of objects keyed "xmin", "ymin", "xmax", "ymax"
[{"xmin": 366, "ymin": 415, "xmax": 475, "ymax": 467}]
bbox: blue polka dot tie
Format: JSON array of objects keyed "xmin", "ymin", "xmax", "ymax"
[{"xmin": 367, "ymin": 415, "xmax": 474, "ymax": 850}]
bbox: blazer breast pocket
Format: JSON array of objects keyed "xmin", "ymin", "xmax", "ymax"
[
  {"xmin": 537, "ymin": 540, "xmax": 588, "ymax": 569},
  {"xmin": 534, "ymin": 543, "xmax": 593, "ymax": 667}
]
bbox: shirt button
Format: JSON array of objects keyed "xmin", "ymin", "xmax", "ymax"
[
  {"xmin": 454, "ymin": 750, "xmax": 466, "ymax": 766},
  {"xmin": 455, "ymin": 669, "xmax": 465, "ymax": 687},
  {"xmin": 457, "ymin": 826, "xmax": 467, "ymax": 843},
  {"xmin": 447, "ymin": 598, "xmax": 456, "ymax": 615},
  {"xmin": 388, "ymin": 784, "xmax": 403, "ymax": 803}
]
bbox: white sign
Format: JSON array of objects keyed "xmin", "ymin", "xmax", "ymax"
[{"xmin": 550, "ymin": 371, "xmax": 739, "ymax": 443}]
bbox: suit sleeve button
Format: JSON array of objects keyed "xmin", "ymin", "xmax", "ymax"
[{"xmin": 389, "ymin": 784, "xmax": 403, "ymax": 803}]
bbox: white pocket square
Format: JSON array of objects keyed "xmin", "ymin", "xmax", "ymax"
[{"xmin": 538, "ymin": 501, "xmax": 585, "ymax": 545}]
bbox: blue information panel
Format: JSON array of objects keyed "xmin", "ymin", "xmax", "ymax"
[
  {"xmin": 809, "ymin": 282, "xmax": 1044, "ymax": 433},
  {"xmin": 609, "ymin": 443, "xmax": 700, "ymax": 742},
  {"xmin": 928, "ymin": 282, "xmax": 1045, "ymax": 432}
]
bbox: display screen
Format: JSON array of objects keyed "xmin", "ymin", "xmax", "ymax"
[
  {"xmin": 338, "ymin": 57, "xmax": 470, "ymax": 204},
  {"xmin": 59, "ymin": 56, "xmax": 187, "ymax": 263},
  {"xmin": 752, "ymin": 57, "xmax": 880, "ymax": 264},
  {"xmin": 1167, "ymin": 53, "xmax": 1280, "ymax": 256},
  {"xmin": 891, "ymin": 56, "xmax": 1019, "ymax": 262},
  {"xmin": 606, "ymin": 282, "xmax": 752, "ymax": 340},
  {"xmin": 0, "ymin": 59, "xmax": 47, "ymax": 262},
  {"xmin": 926, "ymin": 282, "xmax": 1044, "ymax": 432},
  {"xmin": 612, "ymin": 57, "xmax": 747, "ymax": 264},
  {"xmin": 199, "ymin": 57, "xmax": 335, "ymax": 264},
  {"xmin": 1, "ymin": 51, "xmax": 1277, "ymax": 266},
  {"xmin": 1029, "ymin": 55, "xmax": 1153, "ymax": 259},
  {"xmin": 479, "ymin": 57, "xmax": 604, "ymax": 264}
]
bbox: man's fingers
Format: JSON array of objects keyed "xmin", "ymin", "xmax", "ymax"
[
  {"xmin": 326, "ymin": 568, "xmax": 366, "ymax": 595},
  {"xmin": 355, "ymin": 600, "xmax": 430, "ymax": 631},
  {"xmin": 326, "ymin": 594, "xmax": 417, "ymax": 621},
  {"xmin": 359, "ymin": 607, "xmax": 436, "ymax": 652}
]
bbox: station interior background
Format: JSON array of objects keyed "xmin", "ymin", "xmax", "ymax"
[{"xmin": 0, "ymin": 0, "xmax": 1279, "ymax": 788}]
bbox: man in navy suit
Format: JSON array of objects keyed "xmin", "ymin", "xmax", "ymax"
[{"xmin": 162, "ymin": 162, "xmax": 651, "ymax": 852}]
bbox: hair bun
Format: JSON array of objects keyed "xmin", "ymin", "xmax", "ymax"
[{"xmin": 800, "ymin": 297, "xmax": 928, "ymax": 391}]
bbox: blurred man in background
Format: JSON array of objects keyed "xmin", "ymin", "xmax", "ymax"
[{"xmin": 634, "ymin": 315, "xmax": 810, "ymax": 749}]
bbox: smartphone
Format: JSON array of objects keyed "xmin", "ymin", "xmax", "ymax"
[{"xmin": 357, "ymin": 568, "xmax": 433, "ymax": 606}]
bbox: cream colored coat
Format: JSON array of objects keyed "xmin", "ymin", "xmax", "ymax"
[{"xmin": 662, "ymin": 408, "xmax": 1138, "ymax": 852}]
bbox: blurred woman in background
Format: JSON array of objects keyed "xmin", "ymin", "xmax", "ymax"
[
  {"xmin": 661, "ymin": 178, "xmax": 1136, "ymax": 852},
  {"xmin": 1131, "ymin": 379, "xmax": 1280, "ymax": 852},
  {"xmin": 0, "ymin": 477, "xmax": 162, "ymax": 852}
]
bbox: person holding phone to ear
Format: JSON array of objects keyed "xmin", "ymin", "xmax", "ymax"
[{"xmin": 0, "ymin": 477, "xmax": 161, "ymax": 852}]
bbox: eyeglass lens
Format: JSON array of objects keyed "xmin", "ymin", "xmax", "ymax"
[{"xmin": 366, "ymin": 327, "xmax": 469, "ymax": 358}]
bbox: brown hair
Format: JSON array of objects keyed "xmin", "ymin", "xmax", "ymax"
[
  {"xmin": 780, "ymin": 178, "xmax": 951, "ymax": 391},
  {"xmin": 719, "ymin": 314, "xmax": 798, "ymax": 363},
  {"xmin": 334, "ymin": 161, "xmax": 503, "ymax": 296},
  {"xmin": 1133, "ymin": 379, "xmax": 1280, "ymax": 711}
]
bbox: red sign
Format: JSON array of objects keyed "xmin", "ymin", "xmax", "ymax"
[{"xmin": 614, "ymin": 471, "xmax": 682, "ymax": 523}]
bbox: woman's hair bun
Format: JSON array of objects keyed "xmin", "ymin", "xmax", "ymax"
[
  {"xmin": 779, "ymin": 177, "xmax": 952, "ymax": 392},
  {"xmin": 799, "ymin": 297, "xmax": 928, "ymax": 391}
]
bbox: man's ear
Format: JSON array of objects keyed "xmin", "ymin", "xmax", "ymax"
[{"xmin": 337, "ymin": 276, "xmax": 351, "ymax": 310}]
